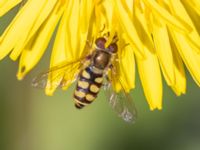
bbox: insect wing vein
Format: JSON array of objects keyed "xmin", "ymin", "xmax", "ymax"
[
  {"xmin": 104, "ymin": 68, "xmax": 137, "ymax": 123},
  {"xmin": 32, "ymin": 58, "xmax": 85, "ymax": 89}
]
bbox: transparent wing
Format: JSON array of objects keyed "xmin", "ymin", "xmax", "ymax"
[
  {"xmin": 32, "ymin": 57, "xmax": 87, "ymax": 89},
  {"xmin": 103, "ymin": 70, "xmax": 137, "ymax": 123}
]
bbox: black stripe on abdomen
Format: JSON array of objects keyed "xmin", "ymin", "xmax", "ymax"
[{"xmin": 73, "ymin": 66, "xmax": 103, "ymax": 109}]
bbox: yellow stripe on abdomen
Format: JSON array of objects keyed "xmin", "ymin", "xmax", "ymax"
[
  {"xmin": 90, "ymin": 84, "xmax": 99, "ymax": 93},
  {"xmin": 78, "ymin": 80, "xmax": 89, "ymax": 89},
  {"xmin": 86, "ymin": 94, "xmax": 95, "ymax": 102},
  {"xmin": 95, "ymin": 77, "xmax": 103, "ymax": 83},
  {"xmin": 82, "ymin": 70, "xmax": 90, "ymax": 79},
  {"xmin": 74, "ymin": 90, "xmax": 86, "ymax": 98}
]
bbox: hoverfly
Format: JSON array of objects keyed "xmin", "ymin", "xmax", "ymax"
[{"xmin": 32, "ymin": 36, "xmax": 137, "ymax": 123}]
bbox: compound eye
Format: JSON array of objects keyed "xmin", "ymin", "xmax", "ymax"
[
  {"xmin": 108, "ymin": 43, "xmax": 118, "ymax": 53},
  {"xmin": 95, "ymin": 37, "xmax": 106, "ymax": 49}
]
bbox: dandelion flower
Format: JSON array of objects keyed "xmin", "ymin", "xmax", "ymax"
[{"xmin": 0, "ymin": 0, "xmax": 200, "ymax": 110}]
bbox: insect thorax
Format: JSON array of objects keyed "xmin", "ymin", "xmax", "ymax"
[{"xmin": 91, "ymin": 50, "xmax": 112, "ymax": 70}]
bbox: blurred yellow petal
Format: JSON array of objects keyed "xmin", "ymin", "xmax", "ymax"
[
  {"xmin": 10, "ymin": 0, "xmax": 58, "ymax": 60},
  {"xmin": 0, "ymin": 0, "xmax": 48, "ymax": 60},
  {"xmin": 17, "ymin": 1, "xmax": 65, "ymax": 80},
  {"xmin": 185, "ymin": 0, "xmax": 200, "ymax": 16},
  {"xmin": 0, "ymin": 0, "xmax": 22, "ymax": 17}
]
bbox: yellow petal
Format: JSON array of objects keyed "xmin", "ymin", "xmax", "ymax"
[
  {"xmin": 137, "ymin": 45, "xmax": 162, "ymax": 110},
  {"xmin": 170, "ymin": 38, "xmax": 186, "ymax": 95},
  {"xmin": 142, "ymin": 0, "xmax": 193, "ymax": 34},
  {"xmin": 182, "ymin": 1, "xmax": 200, "ymax": 32},
  {"xmin": 169, "ymin": 0, "xmax": 200, "ymax": 54},
  {"xmin": 152, "ymin": 19, "xmax": 175, "ymax": 86},
  {"xmin": 78, "ymin": 0, "xmax": 94, "ymax": 57},
  {"xmin": 17, "ymin": 2, "xmax": 65, "ymax": 80},
  {"xmin": 0, "ymin": 0, "xmax": 48, "ymax": 60},
  {"xmin": 134, "ymin": 2, "xmax": 154, "ymax": 46},
  {"xmin": 112, "ymin": 0, "xmax": 145, "ymax": 59},
  {"xmin": 10, "ymin": 0, "xmax": 58, "ymax": 60},
  {"xmin": 111, "ymin": 28, "xmax": 136, "ymax": 93},
  {"xmin": 184, "ymin": 0, "xmax": 200, "ymax": 16},
  {"xmin": 119, "ymin": 45, "xmax": 135, "ymax": 93},
  {"xmin": 45, "ymin": 10, "xmax": 69, "ymax": 95},
  {"xmin": 0, "ymin": 0, "xmax": 22, "ymax": 17},
  {"xmin": 66, "ymin": 0, "xmax": 80, "ymax": 58},
  {"xmin": 170, "ymin": 30, "xmax": 200, "ymax": 86}
]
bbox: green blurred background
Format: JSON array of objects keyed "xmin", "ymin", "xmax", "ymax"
[{"xmin": 1, "ymin": 6, "xmax": 200, "ymax": 150}]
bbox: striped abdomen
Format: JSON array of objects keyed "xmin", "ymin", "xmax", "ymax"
[{"xmin": 74, "ymin": 66, "xmax": 103, "ymax": 109}]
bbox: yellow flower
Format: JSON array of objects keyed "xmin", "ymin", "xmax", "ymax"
[{"xmin": 0, "ymin": 0, "xmax": 200, "ymax": 110}]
